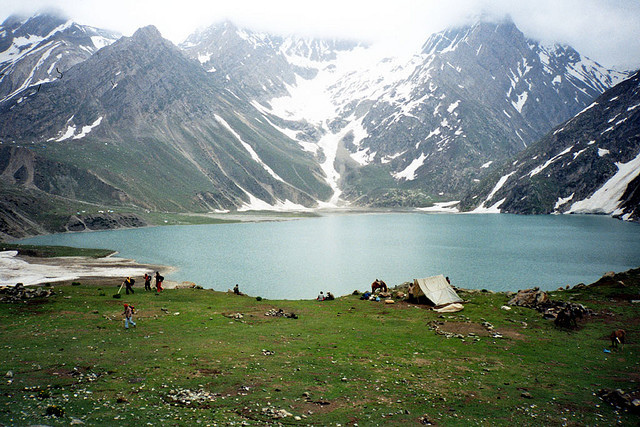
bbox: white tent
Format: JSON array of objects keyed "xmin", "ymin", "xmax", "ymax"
[{"xmin": 410, "ymin": 275, "xmax": 463, "ymax": 306}]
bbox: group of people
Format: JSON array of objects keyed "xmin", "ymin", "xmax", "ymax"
[
  {"xmin": 120, "ymin": 271, "xmax": 164, "ymax": 329},
  {"xmin": 122, "ymin": 271, "xmax": 164, "ymax": 294},
  {"xmin": 316, "ymin": 291, "xmax": 335, "ymax": 301}
]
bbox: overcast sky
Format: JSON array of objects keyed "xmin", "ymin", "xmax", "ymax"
[{"xmin": 2, "ymin": 0, "xmax": 639, "ymax": 69}]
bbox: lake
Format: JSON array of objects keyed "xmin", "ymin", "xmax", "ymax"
[{"xmin": 17, "ymin": 213, "xmax": 640, "ymax": 299}]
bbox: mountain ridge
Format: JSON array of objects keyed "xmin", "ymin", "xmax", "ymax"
[{"xmin": 0, "ymin": 13, "xmax": 635, "ymax": 240}]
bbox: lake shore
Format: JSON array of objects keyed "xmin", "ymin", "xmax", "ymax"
[{"xmin": 0, "ymin": 250, "xmax": 184, "ymax": 289}]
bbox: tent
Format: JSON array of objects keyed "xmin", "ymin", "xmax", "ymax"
[{"xmin": 410, "ymin": 275, "xmax": 463, "ymax": 306}]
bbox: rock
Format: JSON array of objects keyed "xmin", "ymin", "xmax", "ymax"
[
  {"xmin": 5, "ymin": 371, "xmax": 12, "ymax": 378},
  {"xmin": 501, "ymin": 305, "xmax": 511, "ymax": 310},
  {"xmin": 521, "ymin": 391, "xmax": 533, "ymax": 399},
  {"xmin": 508, "ymin": 287, "xmax": 549, "ymax": 308},
  {"xmin": 70, "ymin": 417, "xmax": 85, "ymax": 425}
]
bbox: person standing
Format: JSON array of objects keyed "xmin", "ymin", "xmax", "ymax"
[
  {"xmin": 144, "ymin": 273, "xmax": 152, "ymax": 291},
  {"xmin": 123, "ymin": 277, "xmax": 135, "ymax": 294},
  {"xmin": 123, "ymin": 303, "xmax": 136, "ymax": 329},
  {"xmin": 155, "ymin": 271, "xmax": 164, "ymax": 293}
]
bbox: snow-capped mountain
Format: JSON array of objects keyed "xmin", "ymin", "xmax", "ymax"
[
  {"xmin": 183, "ymin": 19, "xmax": 627, "ymax": 205},
  {"xmin": 0, "ymin": 13, "xmax": 634, "ymax": 240},
  {"xmin": 0, "ymin": 23, "xmax": 331, "ymax": 217},
  {"xmin": 0, "ymin": 13, "xmax": 119, "ymax": 104},
  {"xmin": 180, "ymin": 21, "xmax": 360, "ymax": 102},
  {"xmin": 460, "ymin": 70, "xmax": 640, "ymax": 222}
]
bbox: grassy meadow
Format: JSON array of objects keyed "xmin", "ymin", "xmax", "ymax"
[{"xmin": 0, "ymin": 270, "xmax": 638, "ymax": 426}]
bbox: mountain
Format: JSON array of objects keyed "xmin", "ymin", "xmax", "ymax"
[
  {"xmin": 182, "ymin": 19, "xmax": 627, "ymax": 206},
  {"xmin": 0, "ymin": 13, "xmax": 120, "ymax": 104},
  {"xmin": 0, "ymin": 21, "xmax": 331, "ymax": 237},
  {"xmin": 180, "ymin": 21, "xmax": 359, "ymax": 101},
  {"xmin": 0, "ymin": 14, "xmax": 633, "ymax": 239},
  {"xmin": 459, "ymin": 70, "xmax": 640, "ymax": 222}
]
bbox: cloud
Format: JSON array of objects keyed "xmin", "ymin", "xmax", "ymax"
[{"xmin": 1, "ymin": 0, "xmax": 639, "ymax": 68}]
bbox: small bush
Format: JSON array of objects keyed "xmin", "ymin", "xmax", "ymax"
[
  {"xmin": 72, "ymin": 282, "xmax": 81, "ymax": 286},
  {"xmin": 113, "ymin": 294, "xmax": 122, "ymax": 299},
  {"xmin": 256, "ymin": 296, "xmax": 262, "ymax": 301}
]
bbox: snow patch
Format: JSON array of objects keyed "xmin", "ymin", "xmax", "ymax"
[
  {"xmin": 393, "ymin": 153, "xmax": 426, "ymax": 181},
  {"xmin": 598, "ymin": 148, "xmax": 610, "ymax": 157},
  {"xmin": 72, "ymin": 116, "xmax": 103, "ymax": 140},
  {"xmin": 417, "ymin": 201, "xmax": 460, "ymax": 213},
  {"xmin": 474, "ymin": 171, "xmax": 515, "ymax": 212},
  {"xmin": 447, "ymin": 100, "xmax": 460, "ymax": 113},
  {"xmin": 568, "ymin": 151, "xmax": 640, "ymax": 216},
  {"xmin": 529, "ymin": 146, "xmax": 573, "ymax": 177},
  {"xmin": 512, "ymin": 91, "xmax": 528, "ymax": 113},
  {"xmin": 55, "ymin": 124, "xmax": 76, "ymax": 142},
  {"xmin": 472, "ymin": 198, "xmax": 506, "ymax": 214},
  {"xmin": 554, "ymin": 193, "xmax": 574, "ymax": 210},
  {"xmin": 215, "ymin": 115, "xmax": 285, "ymax": 183},
  {"xmin": 481, "ymin": 161, "xmax": 493, "ymax": 169}
]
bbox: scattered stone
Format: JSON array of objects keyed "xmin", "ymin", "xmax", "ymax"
[
  {"xmin": 165, "ymin": 388, "xmax": 218, "ymax": 406},
  {"xmin": 508, "ymin": 286, "xmax": 592, "ymax": 328},
  {"xmin": 262, "ymin": 349, "xmax": 275, "ymax": 356},
  {"xmin": 419, "ymin": 414, "xmax": 433, "ymax": 424},
  {"xmin": 521, "ymin": 391, "xmax": 533, "ymax": 399},
  {"xmin": 261, "ymin": 407, "xmax": 293, "ymax": 419},
  {"xmin": 0, "ymin": 283, "xmax": 54, "ymax": 303},
  {"xmin": 5, "ymin": 371, "xmax": 12, "ymax": 378},
  {"xmin": 264, "ymin": 308, "xmax": 298, "ymax": 319},
  {"xmin": 598, "ymin": 388, "xmax": 640, "ymax": 413}
]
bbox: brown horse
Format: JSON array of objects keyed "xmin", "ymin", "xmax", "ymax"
[{"xmin": 371, "ymin": 279, "xmax": 388, "ymax": 293}]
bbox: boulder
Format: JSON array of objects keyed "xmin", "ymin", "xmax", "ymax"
[{"xmin": 507, "ymin": 287, "xmax": 549, "ymax": 308}]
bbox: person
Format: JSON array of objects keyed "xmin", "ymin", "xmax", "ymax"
[
  {"xmin": 317, "ymin": 291, "xmax": 325, "ymax": 301},
  {"xmin": 123, "ymin": 303, "xmax": 136, "ymax": 329},
  {"xmin": 144, "ymin": 273, "xmax": 152, "ymax": 291},
  {"xmin": 326, "ymin": 292, "xmax": 335, "ymax": 301},
  {"xmin": 155, "ymin": 271, "xmax": 164, "ymax": 293},
  {"xmin": 233, "ymin": 284, "xmax": 240, "ymax": 295},
  {"xmin": 360, "ymin": 291, "xmax": 372, "ymax": 300},
  {"xmin": 123, "ymin": 277, "xmax": 135, "ymax": 294},
  {"xmin": 446, "ymin": 276, "xmax": 451, "ymax": 285}
]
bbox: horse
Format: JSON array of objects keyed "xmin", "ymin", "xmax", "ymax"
[
  {"xmin": 371, "ymin": 279, "xmax": 388, "ymax": 293},
  {"xmin": 610, "ymin": 329, "xmax": 626, "ymax": 350}
]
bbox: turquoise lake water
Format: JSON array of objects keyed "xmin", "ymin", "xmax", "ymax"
[{"xmin": 17, "ymin": 213, "xmax": 640, "ymax": 299}]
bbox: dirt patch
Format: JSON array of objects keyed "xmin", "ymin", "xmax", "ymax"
[{"xmin": 194, "ymin": 368, "xmax": 222, "ymax": 377}]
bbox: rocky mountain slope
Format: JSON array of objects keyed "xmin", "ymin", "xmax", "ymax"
[
  {"xmin": 0, "ymin": 21, "xmax": 331, "ymax": 214},
  {"xmin": 460, "ymin": 70, "xmax": 640, "ymax": 222},
  {"xmin": 0, "ymin": 13, "xmax": 119, "ymax": 104},
  {"xmin": 0, "ymin": 13, "xmax": 634, "ymax": 239},
  {"xmin": 183, "ymin": 19, "xmax": 627, "ymax": 204}
]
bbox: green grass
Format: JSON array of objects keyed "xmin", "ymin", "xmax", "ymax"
[{"xmin": 0, "ymin": 278, "xmax": 638, "ymax": 426}]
